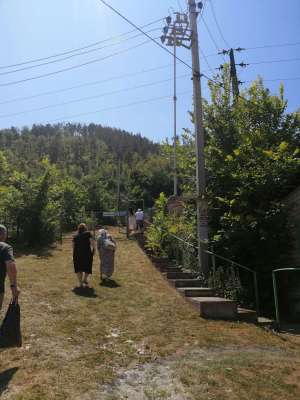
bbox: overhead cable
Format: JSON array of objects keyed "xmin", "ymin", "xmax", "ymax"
[
  {"xmin": 98, "ymin": 0, "xmax": 193, "ymax": 70},
  {"xmin": 0, "ymin": 28, "xmax": 161, "ymax": 76},
  {"xmin": 0, "ymin": 64, "xmax": 175, "ymax": 105},
  {"xmin": 0, "ymin": 74, "xmax": 190, "ymax": 119},
  {"xmin": 248, "ymin": 57, "xmax": 300, "ymax": 65},
  {"xmin": 0, "ymin": 38, "xmax": 157, "ymax": 87},
  {"xmin": 46, "ymin": 90, "xmax": 193, "ymax": 124},
  {"xmin": 0, "ymin": 18, "xmax": 163, "ymax": 70},
  {"xmin": 209, "ymin": 0, "xmax": 231, "ymax": 48}
]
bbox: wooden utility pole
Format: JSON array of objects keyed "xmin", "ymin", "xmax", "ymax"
[
  {"xmin": 188, "ymin": 0, "xmax": 209, "ymax": 276},
  {"xmin": 229, "ymin": 48, "xmax": 240, "ymax": 98}
]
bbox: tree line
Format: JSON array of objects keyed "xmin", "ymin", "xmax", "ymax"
[{"xmin": 0, "ymin": 123, "xmax": 173, "ymax": 245}]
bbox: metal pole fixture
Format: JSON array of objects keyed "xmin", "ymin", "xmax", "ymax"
[
  {"xmin": 162, "ymin": 3, "xmax": 209, "ymax": 275},
  {"xmin": 161, "ymin": 13, "xmax": 191, "ymax": 197}
]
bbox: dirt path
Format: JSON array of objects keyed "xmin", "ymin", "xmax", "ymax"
[{"xmin": 1, "ymin": 229, "xmax": 299, "ymax": 399}]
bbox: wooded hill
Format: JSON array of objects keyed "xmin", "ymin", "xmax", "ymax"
[{"xmin": 0, "ymin": 123, "xmax": 172, "ymax": 245}]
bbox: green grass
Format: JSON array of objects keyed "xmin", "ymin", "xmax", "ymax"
[{"xmin": 1, "ymin": 229, "xmax": 299, "ymax": 399}]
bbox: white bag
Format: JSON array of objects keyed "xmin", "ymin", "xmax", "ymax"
[{"xmin": 104, "ymin": 238, "xmax": 116, "ymax": 251}]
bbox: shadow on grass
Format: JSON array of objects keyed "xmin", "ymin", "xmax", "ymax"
[
  {"xmin": 72, "ymin": 287, "xmax": 97, "ymax": 298},
  {"xmin": 100, "ymin": 279, "xmax": 120, "ymax": 288},
  {"xmin": 278, "ymin": 323, "xmax": 300, "ymax": 335},
  {"xmin": 13, "ymin": 243, "xmax": 57, "ymax": 259},
  {"xmin": 0, "ymin": 367, "xmax": 18, "ymax": 395}
]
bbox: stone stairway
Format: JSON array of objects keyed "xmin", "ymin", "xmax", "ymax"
[{"xmin": 151, "ymin": 257, "xmax": 257, "ymax": 322}]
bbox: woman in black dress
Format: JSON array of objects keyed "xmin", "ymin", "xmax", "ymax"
[{"xmin": 73, "ymin": 223, "xmax": 95, "ymax": 287}]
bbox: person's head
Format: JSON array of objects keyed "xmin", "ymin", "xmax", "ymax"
[
  {"xmin": 138, "ymin": 209, "xmax": 142, "ymax": 212},
  {"xmin": 0, "ymin": 225, "xmax": 7, "ymax": 242},
  {"xmin": 98, "ymin": 227, "xmax": 107, "ymax": 238},
  {"xmin": 128, "ymin": 207, "xmax": 134, "ymax": 215},
  {"xmin": 78, "ymin": 223, "xmax": 87, "ymax": 234}
]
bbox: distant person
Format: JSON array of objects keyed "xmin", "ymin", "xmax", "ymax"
[
  {"xmin": 72, "ymin": 223, "xmax": 95, "ymax": 288},
  {"xmin": 127, "ymin": 208, "xmax": 136, "ymax": 235},
  {"xmin": 135, "ymin": 209, "xmax": 144, "ymax": 232},
  {"xmin": 97, "ymin": 227, "xmax": 116, "ymax": 281},
  {"xmin": 0, "ymin": 225, "xmax": 20, "ymax": 310}
]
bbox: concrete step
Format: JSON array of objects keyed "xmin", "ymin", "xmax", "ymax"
[
  {"xmin": 177, "ymin": 287, "xmax": 215, "ymax": 297},
  {"xmin": 169, "ymin": 279, "xmax": 204, "ymax": 288},
  {"xmin": 188, "ymin": 297, "xmax": 238, "ymax": 320},
  {"xmin": 167, "ymin": 272, "xmax": 196, "ymax": 280},
  {"xmin": 160, "ymin": 267, "xmax": 183, "ymax": 273},
  {"xmin": 150, "ymin": 257, "xmax": 169, "ymax": 267},
  {"xmin": 238, "ymin": 307, "xmax": 258, "ymax": 323}
]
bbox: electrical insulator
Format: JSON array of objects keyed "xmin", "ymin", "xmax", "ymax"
[{"xmin": 166, "ymin": 15, "xmax": 172, "ymax": 25}]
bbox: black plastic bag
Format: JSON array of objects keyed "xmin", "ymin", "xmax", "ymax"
[{"xmin": 0, "ymin": 301, "xmax": 22, "ymax": 348}]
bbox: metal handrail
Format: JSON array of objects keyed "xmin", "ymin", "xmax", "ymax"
[
  {"xmin": 167, "ymin": 231, "xmax": 260, "ymax": 316},
  {"xmin": 272, "ymin": 267, "xmax": 300, "ymax": 330}
]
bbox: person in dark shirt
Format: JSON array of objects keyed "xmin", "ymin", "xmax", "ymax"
[
  {"xmin": 72, "ymin": 223, "xmax": 95, "ymax": 288},
  {"xmin": 0, "ymin": 224, "xmax": 20, "ymax": 310}
]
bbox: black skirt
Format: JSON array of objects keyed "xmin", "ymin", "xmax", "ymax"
[{"xmin": 73, "ymin": 231, "xmax": 93, "ymax": 274}]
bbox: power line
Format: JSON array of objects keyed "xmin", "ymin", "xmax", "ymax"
[
  {"xmin": 243, "ymin": 77, "xmax": 300, "ymax": 83},
  {"xmin": 46, "ymin": 90, "xmax": 192, "ymax": 124},
  {"xmin": 0, "ymin": 28, "xmax": 161, "ymax": 76},
  {"xmin": 0, "ymin": 64, "xmax": 175, "ymax": 105},
  {"xmin": 0, "ymin": 38, "xmax": 157, "ymax": 88},
  {"xmin": 98, "ymin": 0, "xmax": 193, "ymax": 70},
  {"xmin": 248, "ymin": 57, "xmax": 300, "ymax": 65},
  {"xmin": 199, "ymin": 48, "xmax": 215, "ymax": 75},
  {"xmin": 0, "ymin": 74, "xmax": 190, "ymax": 119},
  {"xmin": 209, "ymin": 0, "xmax": 231, "ymax": 48},
  {"xmin": 197, "ymin": 1, "xmax": 224, "ymax": 79},
  {"xmin": 201, "ymin": 15, "xmax": 226, "ymax": 63},
  {"xmin": 245, "ymin": 41, "xmax": 300, "ymax": 51},
  {"xmin": 0, "ymin": 18, "xmax": 163, "ymax": 70}
]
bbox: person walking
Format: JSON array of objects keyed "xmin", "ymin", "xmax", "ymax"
[
  {"xmin": 127, "ymin": 207, "xmax": 136, "ymax": 236},
  {"xmin": 72, "ymin": 223, "xmax": 95, "ymax": 288},
  {"xmin": 0, "ymin": 225, "xmax": 20, "ymax": 310},
  {"xmin": 135, "ymin": 209, "xmax": 144, "ymax": 233},
  {"xmin": 97, "ymin": 228, "xmax": 116, "ymax": 281}
]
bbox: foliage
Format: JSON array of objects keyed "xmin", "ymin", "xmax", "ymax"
[
  {"xmin": 148, "ymin": 70, "xmax": 300, "ymax": 313},
  {"xmin": 145, "ymin": 193, "xmax": 170, "ymax": 256},
  {"xmin": 0, "ymin": 123, "xmax": 172, "ymax": 245}
]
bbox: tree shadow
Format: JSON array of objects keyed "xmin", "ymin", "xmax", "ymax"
[
  {"xmin": 100, "ymin": 279, "xmax": 120, "ymax": 288},
  {"xmin": 72, "ymin": 287, "xmax": 97, "ymax": 298},
  {"xmin": 14, "ymin": 243, "xmax": 56, "ymax": 259},
  {"xmin": 0, "ymin": 367, "xmax": 18, "ymax": 395}
]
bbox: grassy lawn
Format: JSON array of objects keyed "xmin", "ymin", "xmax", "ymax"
[{"xmin": 1, "ymin": 228, "xmax": 299, "ymax": 399}]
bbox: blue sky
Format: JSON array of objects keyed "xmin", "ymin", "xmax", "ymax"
[{"xmin": 0, "ymin": 0, "xmax": 299, "ymax": 142}]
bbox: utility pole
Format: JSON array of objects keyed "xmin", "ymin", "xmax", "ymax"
[
  {"xmin": 116, "ymin": 157, "xmax": 121, "ymax": 215},
  {"xmin": 173, "ymin": 29, "xmax": 178, "ymax": 197},
  {"xmin": 218, "ymin": 47, "xmax": 247, "ymax": 101},
  {"xmin": 229, "ymin": 49, "xmax": 239, "ymax": 98},
  {"xmin": 188, "ymin": 0, "xmax": 209, "ymax": 276},
  {"xmin": 161, "ymin": 13, "xmax": 191, "ymax": 197}
]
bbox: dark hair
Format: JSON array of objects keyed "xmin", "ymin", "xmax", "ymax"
[
  {"xmin": 128, "ymin": 207, "xmax": 134, "ymax": 216},
  {"xmin": 78, "ymin": 223, "xmax": 87, "ymax": 234}
]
